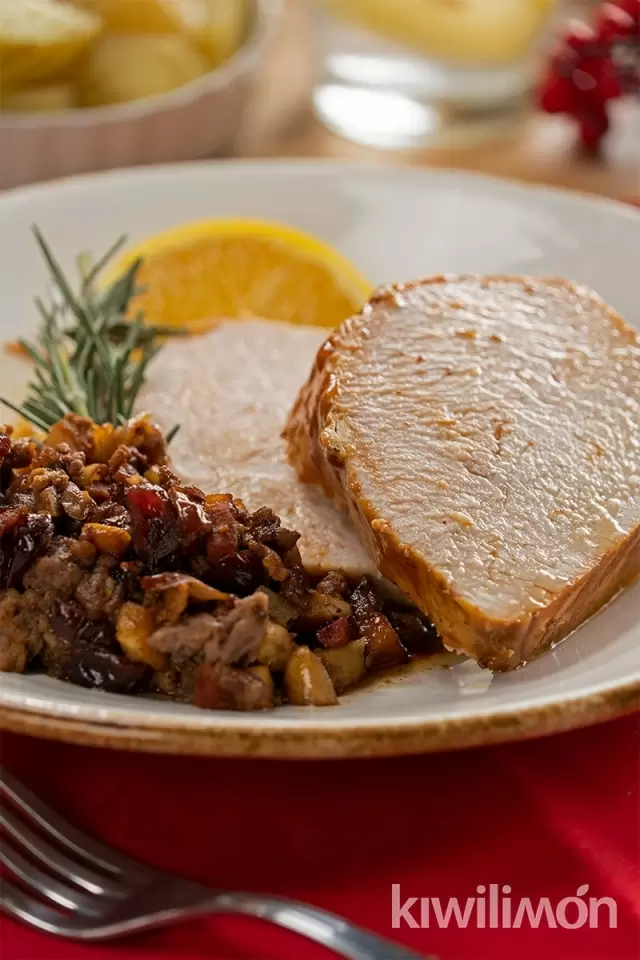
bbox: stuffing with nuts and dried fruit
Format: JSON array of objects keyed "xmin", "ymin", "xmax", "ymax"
[{"xmin": 0, "ymin": 414, "xmax": 444, "ymax": 710}]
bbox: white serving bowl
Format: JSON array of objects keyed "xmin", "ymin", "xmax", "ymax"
[{"xmin": 0, "ymin": 0, "xmax": 281, "ymax": 191}]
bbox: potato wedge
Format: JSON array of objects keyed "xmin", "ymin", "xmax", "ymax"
[
  {"xmin": 72, "ymin": 0, "xmax": 177, "ymax": 33},
  {"xmin": 78, "ymin": 33, "xmax": 209, "ymax": 107},
  {"xmin": 0, "ymin": 0, "xmax": 101, "ymax": 95},
  {"xmin": 1, "ymin": 83, "xmax": 76, "ymax": 112}
]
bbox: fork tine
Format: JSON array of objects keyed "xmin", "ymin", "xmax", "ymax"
[
  {"xmin": 0, "ymin": 877, "xmax": 86, "ymax": 938},
  {"xmin": 0, "ymin": 839, "xmax": 100, "ymax": 914},
  {"xmin": 0, "ymin": 805, "xmax": 126, "ymax": 898},
  {"xmin": 0, "ymin": 768, "xmax": 149, "ymax": 878}
]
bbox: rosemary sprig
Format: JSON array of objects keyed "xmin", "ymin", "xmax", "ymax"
[{"xmin": 1, "ymin": 227, "xmax": 181, "ymax": 441}]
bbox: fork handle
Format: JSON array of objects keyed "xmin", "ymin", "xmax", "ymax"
[{"xmin": 210, "ymin": 892, "xmax": 431, "ymax": 960}]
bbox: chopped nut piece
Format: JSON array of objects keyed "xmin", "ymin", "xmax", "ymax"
[
  {"xmin": 258, "ymin": 621, "xmax": 294, "ymax": 671},
  {"xmin": 249, "ymin": 541, "xmax": 289, "ymax": 581},
  {"xmin": 61, "ymin": 483, "xmax": 93, "ymax": 521},
  {"xmin": 116, "ymin": 602, "xmax": 166, "ymax": 671},
  {"xmin": 29, "ymin": 468, "xmax": 69, "ymax": 495},
  {"xmin": 156, "ymin": 584, "xmax": 190, "ymax": 625},
  {"xmin": 248, "ymin": 664, "xmax": 276, "ymax": 703},
  {"xmin": 143, "ymin": 571, "xmax": 231, "ymax": 627},
  {"xmin": 204, "ymin": 493, "xmax": 234, "ymax": 506},
  {"xmin": 45, "ymin": 415, "xmax": 94, "ymax": 455},
  {"xmin": 36, "ymin": 486, "xmax": 60, "ymax": 517},
  {"xmin": 113, "ymin": 414, "xmax": 167, "ymax": 468},
  {"xmin": 284, "ymin": 646, "xmax": 338, "ymax": 706},
  {"xmin": 68, "ymin": 540, "xmax": 97, "ymax": 567},
  {"xmin": 81, "ymin": 523, "xmax": 132, "ymax": 557},
  {"xmin": 141, "ymin": 572, "xmax": 229, "ymax": 603},
  {"xmin": 316, "ymin": 571, "xmax": 349, "ymax": 597},
  {"xmin": 257, "ymin": 586, "xmax": 297, "ymax": 626},
  {"xmin": 0, "ymin": 412, "xmax": 432, "ymax": 712},
  {"xmin": 86, "ymin": 482, "xmax": 111, "ymax": 503},
  {"xmin": 351, "ymin": 578, "xmax": 410, "ymax": 670},
  {"xmin": 79, "ymin": 463, "xmax": 108, "ymax": 488},
  {"xmin": 317, "ymin": 639, "xmax": 366, "ymax": 694},
  {"xmin": 301, "ymin": 590, "xmax": 352, "ymax": 627}
]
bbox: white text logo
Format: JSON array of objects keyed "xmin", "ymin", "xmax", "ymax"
[{"xmin": 391, "ymin": 884, "xmax": 617, "ymax": 930}]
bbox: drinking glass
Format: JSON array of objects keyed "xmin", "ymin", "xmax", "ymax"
[{"xmin": 313, "ymin": 0, "xmax": 558, "ymax": 148}]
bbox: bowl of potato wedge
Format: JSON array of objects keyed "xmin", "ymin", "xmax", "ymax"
[{"xmin": 0, "ymin": 0, "xmax": 281, "ymax": 189}]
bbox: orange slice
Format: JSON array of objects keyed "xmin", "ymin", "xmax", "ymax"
[{"xmin": 112, "ymin": 219, "xmax": 373, "ymax": 330}]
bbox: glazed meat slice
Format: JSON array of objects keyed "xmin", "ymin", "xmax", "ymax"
[
  {"xmin": 138, "ymin": 319, "xmax": 380, "ymax": 579},
  {"xmin": 285, "ymin": 276, "xmax": 640, "ymax": 670}
]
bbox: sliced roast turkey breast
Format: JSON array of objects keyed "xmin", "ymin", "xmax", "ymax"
[
  {"xmin": 284, "ymin": 276, "xmax": 640, "ymax": 670},
  {"xmin": 138, "ymin": 319, "xmax": 381, "ymax": 579}
]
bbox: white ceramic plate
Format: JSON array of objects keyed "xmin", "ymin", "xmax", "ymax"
[{"xmin": 0, "ymin": 161, "xmax": 638, "ymax": 757}]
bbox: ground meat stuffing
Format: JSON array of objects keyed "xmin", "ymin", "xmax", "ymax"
[
  {"xmin": 0, "ymin": 590, "xmax": 33, "ymax": 672},
  {"xmin": 0, "ymin": 415, "xmax": 443, "ymax": 709},
  {"xmin": 148, "ymin": 593, "xmax": 267, "ymax": 667},
  {"xmin": 22, "ymin": 541, "xmax": 86, "ymax": 600}
]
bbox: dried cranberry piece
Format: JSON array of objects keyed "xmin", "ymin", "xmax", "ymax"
[
  {"xmin": 170, "ymin": 489, "xmax": 212, "ymax": 544},
  {"xmin": 206, "ymin": 501, "xmax": 240, "ymax": 562},
  {"xmin": 126, "ymin": 484, "xmax": 181, "ymax": 567},
  {"xmin": 194, "ymin": 663, "xmax": 272, "ymax": 711},
  {"xmin": 0, "ymin": 509, "xmax": 54, "ymax": 589},
  {"xmin": 0, "ymin": 506, "xmax": 26, "ymax": 537},
  {"xmin": 317, "ymin": 616, "xmax": 356, "ymax": 649}
]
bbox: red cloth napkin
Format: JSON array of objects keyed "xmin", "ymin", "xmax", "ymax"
[{"xmin": 1, "ymin": 715, "xmax": 639, "ymax": 960}]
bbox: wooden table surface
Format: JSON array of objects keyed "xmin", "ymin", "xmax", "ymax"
[{"xmin": 241, "ymin": 0, "xmax": 639, "ymax": 203}]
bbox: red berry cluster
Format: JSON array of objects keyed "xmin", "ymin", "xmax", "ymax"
[{"xmin": 539, "ymin": 0, "xmax": 639, "ymax": 151}]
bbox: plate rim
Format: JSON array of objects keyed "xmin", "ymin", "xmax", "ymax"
[
  {"xmin": 2, "ymin": 157, "xmax": 640, "ymax": 224},
  {"xmin": 1, "ymin": 159, "xmax": 638, "ymax": 756},
  {"xmin": 0, "ymin": 680, "xmax": 637, "ymax": 757}
]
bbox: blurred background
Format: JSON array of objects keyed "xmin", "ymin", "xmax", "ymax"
[{"xmin": 0, "ymin": 0, "xmax": 638, "ymax": 196}]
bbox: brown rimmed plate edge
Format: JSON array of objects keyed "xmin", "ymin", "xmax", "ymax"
[{"xmin": 0, "ymin": 679, "xmax": 637, "ymax": 758}]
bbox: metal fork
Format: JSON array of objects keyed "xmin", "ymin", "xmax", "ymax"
[{"xmin": 0, "ymin": 768, "xmax": 430, "ymax": 960}]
